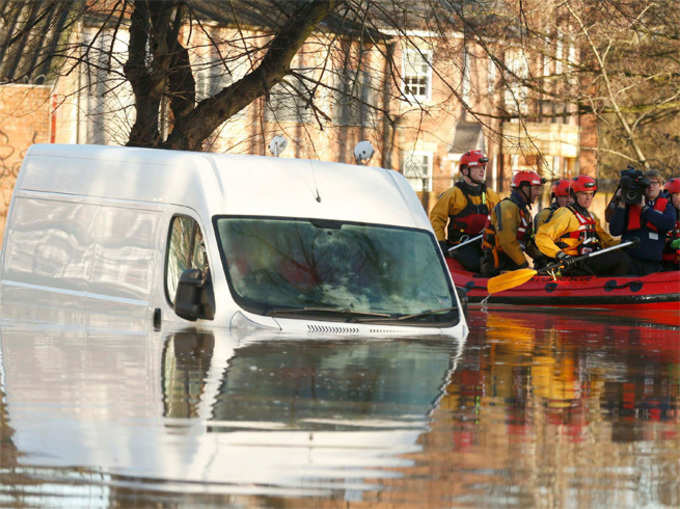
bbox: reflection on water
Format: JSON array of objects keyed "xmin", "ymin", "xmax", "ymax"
[
  {"xmin": 0, "ymin": 311, "xmax": 678, "ymax": 507},
  {"xmin": 0, "ymin": 327, "xmax": 460, "ymax": 504}
]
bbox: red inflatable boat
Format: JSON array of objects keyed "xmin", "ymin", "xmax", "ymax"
[{"xmin": 447, "ymin": 258, "xmax": 680, "ymax": 326}]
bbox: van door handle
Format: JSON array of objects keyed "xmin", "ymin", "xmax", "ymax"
[{"xmin": 153, "ymin": 308, "xmax": 161, "ymax": 330}]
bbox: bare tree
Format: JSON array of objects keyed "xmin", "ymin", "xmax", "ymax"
[
  {"xmin": 2, "ymin": 0, "xmax": 679, "ymax": 185},
  {"xmin": 451, "ymin": 0, "xmax": 680, "ymax": 178}
]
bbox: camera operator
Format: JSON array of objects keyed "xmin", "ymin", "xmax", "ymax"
[{"xmin": 608, "ymin": 169, "xmax": 677, "ymax": 275}]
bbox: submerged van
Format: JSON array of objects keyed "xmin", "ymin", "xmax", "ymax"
[{"xmin": 0, "ymin": 144, "xmax": 467, "ymax": 337}]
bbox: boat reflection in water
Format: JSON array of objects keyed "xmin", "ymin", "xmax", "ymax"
[
  {"xmin": 0, "ymin": 325, "xmax": 461, "ymax": 500},
  {"xmin": 414, "ymin": 310, "xmax": 679, "ymax": 508}
]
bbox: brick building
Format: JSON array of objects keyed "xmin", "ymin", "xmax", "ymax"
[{"xmin": 0, "ymin": 1, "xmax": 599, "ymax": 236}]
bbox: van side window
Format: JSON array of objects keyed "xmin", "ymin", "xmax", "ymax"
[{"xmin": 165, "ymin": 215, "xmax": 209, "ymax": 305}]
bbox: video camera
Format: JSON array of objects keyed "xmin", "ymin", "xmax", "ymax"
[{"xmin": 618, "ymin": 167, "xmax": 650, "ymax": 205}]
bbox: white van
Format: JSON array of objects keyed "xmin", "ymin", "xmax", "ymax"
[{"xmin": 0, "ymin": 144, "xmax": 467, "ymax": 338}]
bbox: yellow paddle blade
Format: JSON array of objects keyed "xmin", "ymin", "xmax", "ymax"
[{"xmin": 487, "ymin": 268, "xmax": 538, "ymax": 295}]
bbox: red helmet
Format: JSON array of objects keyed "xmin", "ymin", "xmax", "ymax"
[
  {"xmin": 551, "ymin": 179, "xmax": 571, "ymax": 197},
  {"xmin": 459, "ymin": 150, "xmax": 488, "ymax": 171},
  {"xmin": 664, "ymin": 177, "xmax": 680, "ymax": 194},
  {"xmin": 511, "ymin": 170, "xmax": 543, "ymax": 188},
  {"xmin": 571, "ymin": 175, "xmax": 597, "ymax": 193}
]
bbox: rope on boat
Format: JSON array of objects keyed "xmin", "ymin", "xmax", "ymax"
[{"xmin": 480, "ymin": 294, "xmax": 490, "ymax": 312}]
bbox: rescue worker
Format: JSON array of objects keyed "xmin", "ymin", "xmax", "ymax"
[
  {"xmin": 531, "ymin": 179, "xmax": 572, "ymax": 269},
  {"xmin": 535, "ymin": 175, "xmax": 630, "ymax": 276},
  {"xmin": 430, "ymin": 150, "xmax": 500, "ymax": 273},
  {"xmin": 661, "ymin": 177, "xmax": 680, "ymax": 270},
  {"xmin": 534, "ymin": 179, "xmax": 572, "ymax": 230},
  {"xmin": 480, "ymin": 170, "xmax": 544, "ymax": 276},
  {"xmin": 608, "ymin": 169, "xmax": 676, "ymax": 275}
]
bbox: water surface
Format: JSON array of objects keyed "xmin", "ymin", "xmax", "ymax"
[{"xmin": 0, "ymin": 309, "xmax": 677, "ymax": 507}]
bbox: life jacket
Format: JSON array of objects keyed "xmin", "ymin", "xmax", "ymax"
[
  {"xmin": 556, "ymin": 204, "xmax": 601, "ymax": 256},
  {"xmin": 662, "ymin": 218, "xmax": 680, "ymax": 263},
  {"xmin": 626, "ymin": 196, "xmax": 669, "ymax": 231},
  {"xmin": 481, "ymin": 193, "xmax": 532, "ymax": 269},
  {"xmin": 447, "ymin": 181, "xmax": 490, "ymax": 242}
]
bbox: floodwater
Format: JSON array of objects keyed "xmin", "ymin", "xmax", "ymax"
[{"xmin": 0, "ymin": 309, "xmax": 678, "ymax": 508}]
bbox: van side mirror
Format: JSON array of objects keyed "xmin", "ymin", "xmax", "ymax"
[{"xmin": 174, "ymin": 269, "xmax": 215, "ymax": 321}]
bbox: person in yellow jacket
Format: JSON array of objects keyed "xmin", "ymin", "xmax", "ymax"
[
  {"xmin": 534, "ymin": 179, "xmax": 572, "ymax": 230},
  {"xmin": 535, "ymin": 175, "xmax": 630, "ymax": 276},
  {"xmin": 430, "ymin": 150, "xmax": 500, "ymax": 273},
  {"xmin": 530, "ymin": 179, "xmax": 573, "ymax": 269},
  {"xmin": 480, "ymin": 170, "xmax": 544, "ymax": 276}
]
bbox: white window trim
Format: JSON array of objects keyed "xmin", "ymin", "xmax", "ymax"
[
  {"xmin": 462, "ymin": 48, "xmax": 471, "ymax": 104},
  {"xmin": 488, "ymin": 57, "xmax": 497, "ymax": 96}
]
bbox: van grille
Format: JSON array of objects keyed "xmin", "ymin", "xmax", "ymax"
[
  {"xmin": 307, "ymin": 324, "xmax": 360, "ymax": 335},
  {"xmin": 369, "ymin": 329, "xmax": 402, "ymax": 334}
]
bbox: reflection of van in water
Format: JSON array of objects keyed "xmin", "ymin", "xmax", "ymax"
[{"xmin": 0, "ymin": 144, "xmax": 467, "ymax": 337}]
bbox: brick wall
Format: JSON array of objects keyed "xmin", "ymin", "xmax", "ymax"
[{"xmin": 0, "ymin": 84, "xmax": 51, "ymax": 239}]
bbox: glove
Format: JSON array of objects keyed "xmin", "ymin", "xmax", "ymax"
[
  {"xmin": 671, "ymin": 238, "xmax": 680, "ymax": 250},
  {"xmin": 556, "ymin": 251, "xmax": 576, "ymax": 266}
]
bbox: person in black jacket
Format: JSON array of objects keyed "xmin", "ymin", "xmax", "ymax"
[{"xmin": 608, "ymin": 169, "xmax": 677, "ymax": 275}]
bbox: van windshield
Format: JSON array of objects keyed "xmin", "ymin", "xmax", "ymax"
[{"xmin": 213, "ymin": 217, "xmax": 458, "ymax": 326}]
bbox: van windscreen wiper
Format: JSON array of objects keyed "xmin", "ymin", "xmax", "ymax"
[
  {"xmin": 352, "ymin": 306, "xmax": 458, "ymax": 323},
  {"xmin": 264, "ymin": 306, "xmax": 392, "ymax": 320}
]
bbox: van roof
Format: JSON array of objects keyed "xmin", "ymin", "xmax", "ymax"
[{"xmin": 18, "ymin": 144, "xmax": 428, "ymax": 229}]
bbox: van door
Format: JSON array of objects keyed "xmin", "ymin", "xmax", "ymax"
[{"xmin": 85, "ymin": 204, "xmax": 162, "ymax": 331}]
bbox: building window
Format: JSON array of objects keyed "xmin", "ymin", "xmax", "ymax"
[
  {"xmin": 402, "ymin": 49, "xmax": 432, "ymax": 102},
  {"xmin": 543, "ymin": 53, "xmax": 551, "ymax": 79},
  {"xmin": 504, "ymin": 49, "xmax": 529, "ymax": 114},
  {"xmin": 555, "ymin": 38, "xmax": 564, "ymax": 75},
  {"xmin": 165, "ymin": 215, "xmax": 210, "ymax": 306},
  {"xmin": 334, "ymin": 69, "xmax": 375, "ymax": 127},
  {"xmin": 401, "ymin": 151, "xmax": 433, "ymax": 192},
  {"xmin": 264, "ymin": 69, "xmax": 313, "ymax": 124}
]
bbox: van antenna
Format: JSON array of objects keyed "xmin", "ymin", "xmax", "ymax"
[
  {"xmin": 268, "ymin": 135, "xmax": 287, "ymax": 157},
  {"xmin": 353, "ymin": 140, "xmax": 375, "ymax": 165}
]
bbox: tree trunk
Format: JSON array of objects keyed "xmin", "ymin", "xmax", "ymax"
[{"xmin": 162, "ymin": 0, "xmax": 336, "ymax": 151}]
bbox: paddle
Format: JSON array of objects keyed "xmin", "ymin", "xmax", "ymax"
[
  {"xmin": 447, "ymin": 234, "xmax": 483, "ymax": 253},
  {"xmin": 486, "ymin": 238, "xmax": 639, "ymax": 295}
]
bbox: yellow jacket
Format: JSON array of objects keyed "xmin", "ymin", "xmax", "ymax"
[
  {"xmin": 533, "ymin": 204, "xmax": 558, "ymax": 230},
  {"xmin": 430, "ymin": 183, "xmax": 500, "ymax": 241},
  {"xmin": 488, "ymin": 198, "xmax": 532, "ymax": 265},
  {"xmin": 535, "ymin": 206, "xmax": 619, "ymax": 258}
]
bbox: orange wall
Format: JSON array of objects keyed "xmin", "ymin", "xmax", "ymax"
[{"xmin": 0, "ymin": 85, "xmax": 51, "ymax": 238}]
